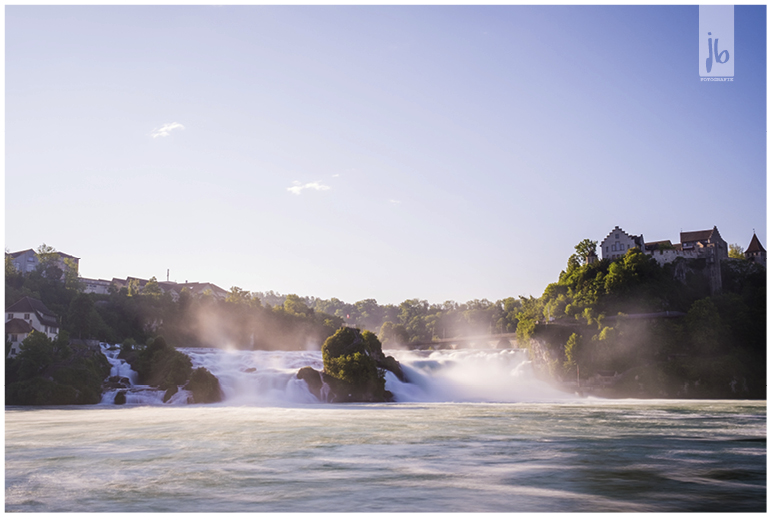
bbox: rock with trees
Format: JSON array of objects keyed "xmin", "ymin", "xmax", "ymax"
[{"xmin": 297, "ymin": 326, "xmax": 405, "ymax": 402}]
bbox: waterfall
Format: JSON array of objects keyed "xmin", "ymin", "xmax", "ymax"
[
  {"xmin": 98, "ymin": 345, "xmax": 571, "ymax": 405},
  {"xmin": 99, "ymin": 344, "xmax": 184, "ymax": 405},
  {"xmin": 100, "ymin": 344, "xmax": 139, "ymax": 384},
  {"xmin": 384, "ymin": 349, "xmax": 570, "ymax": 402}
]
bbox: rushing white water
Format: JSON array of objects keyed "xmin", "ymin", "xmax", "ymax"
[
  {"xmin": 385, "ymin": 349, "xmax": 570, "ymax": 402},
  {"xmin": 97, "ymin": 345, "xmax": 572, "ymax": 405},
  {"xmin": 97, "ymin": 346, "xmax": 572, "ymax": 405},
  {"xmin": 99, "ymin": 344, "xmax": 190, "ymax": 405},
  {"xmin": 177, "ymin": 347, "xmax": 571, "ymax": 405},
  {"xmin": 182, "ymin": 348, "xmax": 325, "ymax": 405}
]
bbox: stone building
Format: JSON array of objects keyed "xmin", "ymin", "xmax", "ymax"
[
  {"xmin": 600, "ymin": 226, "xmax": 645, "ymax": 261},
  {"xmin": 601, "ymin": 225, "xmax": 728, "ymax": 294},
  {"xmin": 745, "ymin": 233, "xmax": 766, "ymax": 266}
]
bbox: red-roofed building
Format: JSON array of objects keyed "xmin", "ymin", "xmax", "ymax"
[
  {"xmin": 601, "ymin": 225, "xmax": 729, "ymax": 294},
  {"xmin": 5, "ymin": 296, "xmax": 60, "ymax": 358},
  {"xmin": 745, "ymin": 233, "xmax": 766, "ymax": 266}
]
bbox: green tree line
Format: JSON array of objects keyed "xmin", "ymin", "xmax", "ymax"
[{"xmin": 513, "ymin": 240, "xmax": 765, "ymax": 396}]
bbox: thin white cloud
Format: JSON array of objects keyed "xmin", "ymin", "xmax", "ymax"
[
  {"xmin": 389, "ymin": 199, "xmax": 402, "ymax": 205},
  {"xmin": 287, "ymin": 181, "xmax": 331, "ymax": 195},
  {"xmin": 151, "ymin": 122, "xmax": 185, "ymax": 138}
]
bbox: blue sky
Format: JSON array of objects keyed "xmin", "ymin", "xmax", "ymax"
[{"xmin": 5, "ymin": 5, "xmax": 766, "ymax": 305}]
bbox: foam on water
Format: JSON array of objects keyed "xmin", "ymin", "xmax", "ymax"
[
  {"xmin": 386, "ymin": 349, "xmax": 571, "ymax": 402},
  {"xmin": 99, "ymin": 344, "xmax": 573, "ymax": 405}
]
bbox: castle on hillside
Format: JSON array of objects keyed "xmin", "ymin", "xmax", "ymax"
[{"xmin": 599, "ymin": 225, "xmax": 765, "ymax": 294}]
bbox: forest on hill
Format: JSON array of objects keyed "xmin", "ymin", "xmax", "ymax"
[{"xmin": 6, "ymin": 239, "xmax": 766, "ymax": 401}]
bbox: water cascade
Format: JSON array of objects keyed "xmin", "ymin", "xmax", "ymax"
[
  {"xmin": 98, "ymin": 345, "xmax": 572, "ymax": 405},
  {"xmin": 385, "ymin": 349, "xmax": 571, "ymax": 402},
  {"xmin": 99, "ymin": 344, "xmax": 190, "ymax": 405}
]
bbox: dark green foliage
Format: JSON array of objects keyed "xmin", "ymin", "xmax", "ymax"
[
  {"xmin": 325, "ymin": 351, "xmax": 379, "ymax": 390},
  {"xmin": 322, "ymin": 327, "xmax": 362, "ymax": 363},
  {"xmin": 379, "ymin": 321, "xmax": 409, "ymax": 346},
  {"xmin": 5, "ymin": 332, "xmax": 111, "ymax": 405},
  {"xmin": 524, "ymin": 243, "xmax": 766, "ymax": 398},
  {"xmin": 6, "ymin": 377, "xmax": 78, "ymax": 405},
  {"xmin": 132, "ymin": 336, "xmax": 192, "ymax": 389},
  {"xmin": 67, "ymin": 293, "xmax": 95, "ymax": 339},
  {"xmin": 563, "ymin": 333, "xmax": 582, "ymax": 371},
  {"xmin": 184, "ymin": 367, "xmax": 223, "ymax": 403},
  {"xmin": 14, "ymin": 331, "xmax": 55, "ymax": 380},
  {"xmin": 602, "ymin": 355, "xmax": 764, "ymax": 399},
  {"xmin": 320, "ymin": 327, "xmax": 390, "ymax": 401},
  {"xmin": 53, "ymin": 356, "xmax": 111, "ymax": 404}
]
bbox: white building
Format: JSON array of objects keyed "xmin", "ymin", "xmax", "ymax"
[
  {"xmin": 81, "ymin": 277, "xmax": 113, "ymax": 295},
  {"xmin": 5, "ymin": 297, "xmax": 60, "ymax": 358},
  {"xmin": 600, "ymin": 226, "xmax": 645, "ymax": 261}
]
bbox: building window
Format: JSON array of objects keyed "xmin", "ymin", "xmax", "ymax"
[
  {"xmin": 615, "ymin": 234, "xmax": 619, "ymax": 239},
  {"xmin": 11, "ymin": 347, "xmax": 16, "ymax": 354},
  {"xmin": 24, "ymin": 313, "xmax": 30, "ymax": 320},
  {"xmin": 620, "ymin": 244, "xmax": 625, "ymax": 251},
  {"xmin": 6, "ymin": 313, "xmax": 12, "ymax": 320},
  {"xmin": 11, "ymin": 334, "xmax": 17, "ymax": 342}
]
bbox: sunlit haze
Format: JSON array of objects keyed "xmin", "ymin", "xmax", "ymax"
[{"xmin": 5, "ymin": 5, "xmax": 766, "ymax": 305}]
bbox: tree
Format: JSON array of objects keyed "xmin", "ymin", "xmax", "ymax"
[
  {"xmin": 35, "ymin": 244, "xmax": 63, "ymax": 280},
  {"xmin": 575, "ymin": 239, "xmax": 598, "ymax": 265},
  {"xmin": 226, "ymin": 286, "xmax": 257, "ymax": 306},
  {"xmin": 686, "ymin": 297, "xmax": 727, "ymax": 355},
  {"xmin": 729, "ymin": 243, "xmax": 745, "ymax": 260},
  {"xmin": 284, "ymin": 294, "xmax": 311, "ymax": 316},
  {"xmin": 63, "ymin": 258, "xmax": 83, "ymax": 291},
  {"xmin": 127, "ymin": 279, "xmax": 141, "ymax": 297},
  {"xmin": 68, "ymin": 293, "xmax": 95, "ymax": 339},
  {"xmin": 379, "ymin": 321, "xmax": 409, "ymax": 346},
  {"xmin": 563, "ymin": 333, "xmax": 582, "ymax": 371},
  {"xmin": 16, "ymin": 331, "xmax": 55, "ymax": 380},
  {"xmin": 143, "ymin": 277, "xmax": 162, "ymax": 298}
]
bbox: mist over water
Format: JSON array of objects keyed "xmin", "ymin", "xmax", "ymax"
[
  {"xmin": 177, "ymin": 347, "xmax": 573, "ymax": 405},
  {"xmin": 386, "ymin": 349, "xmax": 571, "ymax": 402},
  {"xmin": 98, "ymin": 345, "xmax": 572, "ymax": 406}
]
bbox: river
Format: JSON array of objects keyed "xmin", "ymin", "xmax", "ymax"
[{"xmin": 5, "ymin": 348, "xmax": 766, "ymax": 512}]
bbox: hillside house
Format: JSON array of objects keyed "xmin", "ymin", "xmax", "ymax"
[
  {"xmin": 109, "ymin": 277, "xmax": 229, "ymax": 300},
  {"xmin": 6, "ymin": 248, "xmax": 79, "ymax": 277},
  {"xmin": 5, "ymin": 297, "xmax": 60, "ymax": 358},
  {"xmin": 80, "ymin": 277, "xmax": 113, "ymax": 295}
]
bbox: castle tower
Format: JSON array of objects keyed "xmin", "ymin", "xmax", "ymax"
[{"xmin": 745, "ymin": 233, "xmax": 766, "ymax": 266}]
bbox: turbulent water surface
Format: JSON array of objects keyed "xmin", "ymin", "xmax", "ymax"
[{"xmin": 5, "ymin": 348, "xmax": 767, "ymax": 512}]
